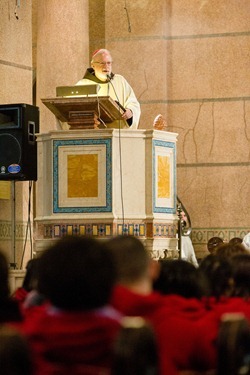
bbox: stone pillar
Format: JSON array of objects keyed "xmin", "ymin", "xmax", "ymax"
[
  {"xmin": 0, "ymin": 0, "xmax": 33, "ymax": 268},
  {"xmin": 36, "ymin": 0, "xmax": 89, "ymax": 133}
]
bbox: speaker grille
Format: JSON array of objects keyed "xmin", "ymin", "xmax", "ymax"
[
  {"xmin": 0, "ymin": 133, "xmax": 22, "ymax": 167},
  {"xmin": 0, "ymin": 103, "xmax": 39, "ymax": 180}
]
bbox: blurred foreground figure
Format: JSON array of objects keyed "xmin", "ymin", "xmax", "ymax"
[
  {"xmin": 0, "ymin": 325, "xmax": 32, "ymax": 375},
  {"xmin": 14, "ymin": 236, "xmax": 122, "ymax": 375},
  {"xmin": 111, "ymin": 316, "xmax": 159, "ymax": 375},
  {"xmin": 0, "ymin": 250, "xmax": 22, "ymax": 324}
]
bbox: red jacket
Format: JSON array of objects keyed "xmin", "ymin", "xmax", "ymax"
[
  {"xmin": 110, "ymin": 285, "xmax": 212, "ymax": 373},
  {"xmin": 14, "ymin": 303, "xmax": 122, "ymax": 375}
]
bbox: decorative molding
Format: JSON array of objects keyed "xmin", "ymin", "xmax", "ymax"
[
  {"xmin": 0, "ymin": 221, "xmax": 28, "ymax": 240},
  {"xmin": 38, "ymin": 221, "xmax": 177, "ymax": 240},
  {"xmin": 53, "ymin": 138, "xmax": 112, "ymax": 213},
  {"xmin": 192, "ymin": 228, "xmax": 250, "ymax": 245},
  {"xmin": 153, "ymin": 140, "xmax": 176, "ymax": 214}
]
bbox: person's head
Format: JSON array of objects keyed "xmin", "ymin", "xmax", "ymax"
[
  {"xmin": 207, "ymin": 236, "xmax": 224, "ymax": 254},
  {"xmin": 106, "ymin": 235, "xmax": 158, "ymax": 293},
  {"xmin": 22, "ymin": 258, "xmax": 40, "ymax": 292},
  {"xmin": 37, "ymin": 235, "xmax": 116, "ymax": 311},
  {"xmin": 229, "ymin": 237, "xmax": 243, "ymax": 246},
  {"xmin": 0, "ymin": 325, "xmax": 33, "ymax": 375},
  {"xmin": 153, "ymin": 259, "xmax": 209, "ymax": 299},
  {"xmin": 91, "ymin": 49, "xmax": 113, "ymax": 81},
  {"xmin": 215, "ymin": 242, "xmax": 248, "ymax": 259},
  {"xmin": 0, "ymin": 251, "xmax": 10, "ymax": 301},
  {"xmin": 217, "ymin": 313, "xmax": 250, "ymax": 375},
  {"xmin": 112, "ymin": 317, "xmax": 159, "ymax": 375},
  {"xmin": 230, "ymin": 253, "xmax": 250, "ymax": 299},
  {"xmin": 199, "ymin": 254, "xmax": 234, "ymax": 299}
]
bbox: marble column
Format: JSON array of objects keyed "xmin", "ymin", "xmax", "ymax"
[
  {"xmin": 0, "ymin": 0, "xmax": 33, "ymax": 267},
  {"xmin": 36, "ymin": 0, "xmax": 89, "ymax": 133}
]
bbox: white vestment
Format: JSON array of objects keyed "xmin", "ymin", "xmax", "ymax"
[
  {"xmin": 181, "ymin": 236, "xmax": 199, "ymax": 267},
  {"xmin": 76, "ymin": 74, "xmax": 141, "ymax": 129}
]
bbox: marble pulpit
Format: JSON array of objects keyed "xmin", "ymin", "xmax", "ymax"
[{"xmin": 35, "ymin": 128, "xmax": 178, "ymax": 259}]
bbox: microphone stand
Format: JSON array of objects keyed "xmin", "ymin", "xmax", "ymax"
[
  {"xmin": 106, "ymin": 75, "xmax": 125, "ymax": 113},
  {"xmin": 106, "ymin": 74, "xmax": 126, "ymax": 235}
]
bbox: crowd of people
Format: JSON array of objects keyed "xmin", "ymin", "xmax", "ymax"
[{"xmin": 0, "ymin": 234, "xmax": 250, "ymax": 374}]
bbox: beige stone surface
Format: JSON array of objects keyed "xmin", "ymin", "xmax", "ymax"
[
  {"xmin": 36, "ymin": 0, "xmax": 89, "ymax": 133},
  {"xmin": 105, "ymin": 0, "xmax": 167, "ymax": 37},
  {"xmin": 0, "ymin": 1, "xmax": 32, "ymax": 66},
  {"xmin": 177, "ymin": 165, "xmax": 250, "ymax": 227},
  {"xmin": 170, "ymin": 101, "xmax": 250, "ymax": 163},
  {"xmin": 109, "ymin": 39, "xmax": 168, "ymax": 101},
  {"xmin": 166, "ymin": 37, "xmax": 250, "ymax": 99},
  {"xmin": 166, "ymin": 0, "xmax": 250, "ymax": 35},
  {"xmin": 0, "ymin": 65, "xmax": 32, "ymax": 104}
]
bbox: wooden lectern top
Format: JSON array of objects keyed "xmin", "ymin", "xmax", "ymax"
[{"xmin": 41, "ymin": 96, "xmax": 125, "ymax": 129}]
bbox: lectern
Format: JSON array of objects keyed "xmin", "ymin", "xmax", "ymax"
[
  {"xmin": 42, "ymin": 96, "xmax": 125, "ymax": 129},
  {"xmin": 35, "ymin": 128, "xmax": 178, "ymax": 259}
]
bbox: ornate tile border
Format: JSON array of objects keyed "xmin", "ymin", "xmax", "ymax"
[
  {"xmin": 39, "ymin": 221, "xmax": 177, "ymax": 240},
  {"xmin": 53, "ymin": 138, "xmax": 112, "ymax": 213}
]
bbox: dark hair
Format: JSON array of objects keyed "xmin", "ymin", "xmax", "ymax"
[
  {"xmin": 112, "ymin": 317, "xmax": 159, "ymax": 375},
  {"xmin": 230, "ymin": 253, "xmax": 250, "ymax": 299},
  {"xmin": 207, "ymin": 237, "xmax": 223, "ymax": 254},
  {"xmin": 217, "ymin": 313, "xmax": 250, "ymax": 375},
  {"xmin": 0, "ymin": 251, "xmax": 10, "ymax": 301},
  {"xmin": 215, "ymin": 242, "xmax": 248, "ymax": 259},
  {"xmin": 153, "ymin": 259, "xmax": 209, "ymax": 299},
  {"xmin": 22, "ymin": 258, "xmax": 40, "ymax": 292},
  {"xmin": 106, "ymin": 236, "xmax": 149, "ymax": 284},
  {"xmin": 37, "ymin": 236, "xmax": 116, "ymax": 310},
  {"xmin": 229, "ymin": 237, "xmax": 243, "ymax": 245},
  {"xmin": 199, "ymin": 254, "xmax": 234, "ymax": 299},
  {"xmin": 0, "ymin": 325, "xmax": 33, "ymax": 375},
  {"xmin": 0, "ymin": 251, "xmax": 22, "ymax": 323}
]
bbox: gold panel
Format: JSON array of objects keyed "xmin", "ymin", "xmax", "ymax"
[
  {"xmin": 0, "ymin": 181, "xmax": 11, "ymax": 199},
  {"xmin": 67, "ymin": 154, "xmax": 98, "ymax": 198},
  {"xmin": 105, "ymin": 225, "xmax": 111, "ymax": 236},
  {"xmin": 157, "ymin": 155, "xmax": 170, "ymax": 199},
  {"xmin": 79, "ymin": 225, "xmax": 86, "ymax": 235},
  {"xmin": 93, "ymin": 225, "xmax": 98, "ymax": 236},
  {"xmin": 67, "ymin": 225, "xmax": 73, "ymax": 235},
  {"xmin": 139, "ymin": 224, "xmax": 145, "ymax": 236},
  {"xmin": 129, "ymin": 225, "xmax": 134, "ymax": 235}
]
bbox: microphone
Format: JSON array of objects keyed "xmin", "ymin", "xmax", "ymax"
[
  {"xmin": 107, "ymin": 74, "xmax": 131, "ymax": 123},
  {"xmin": 106, "ymin": 74, "xmax": 124, "ymax": 111}
]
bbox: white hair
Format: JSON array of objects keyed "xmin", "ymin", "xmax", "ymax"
[{"xmin": 91, "ymin": 49, "xmax": 112, "ymax": 63}]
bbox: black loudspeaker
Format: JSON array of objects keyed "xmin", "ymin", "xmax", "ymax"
[{"xmin": 0, "ymin": 103, "xmax": 39, "ymax": 181}]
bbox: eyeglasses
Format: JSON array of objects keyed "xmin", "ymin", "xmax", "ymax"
[{"xmin": 93, "ymin": 61, "xmax": 112, "ymax": 66}]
